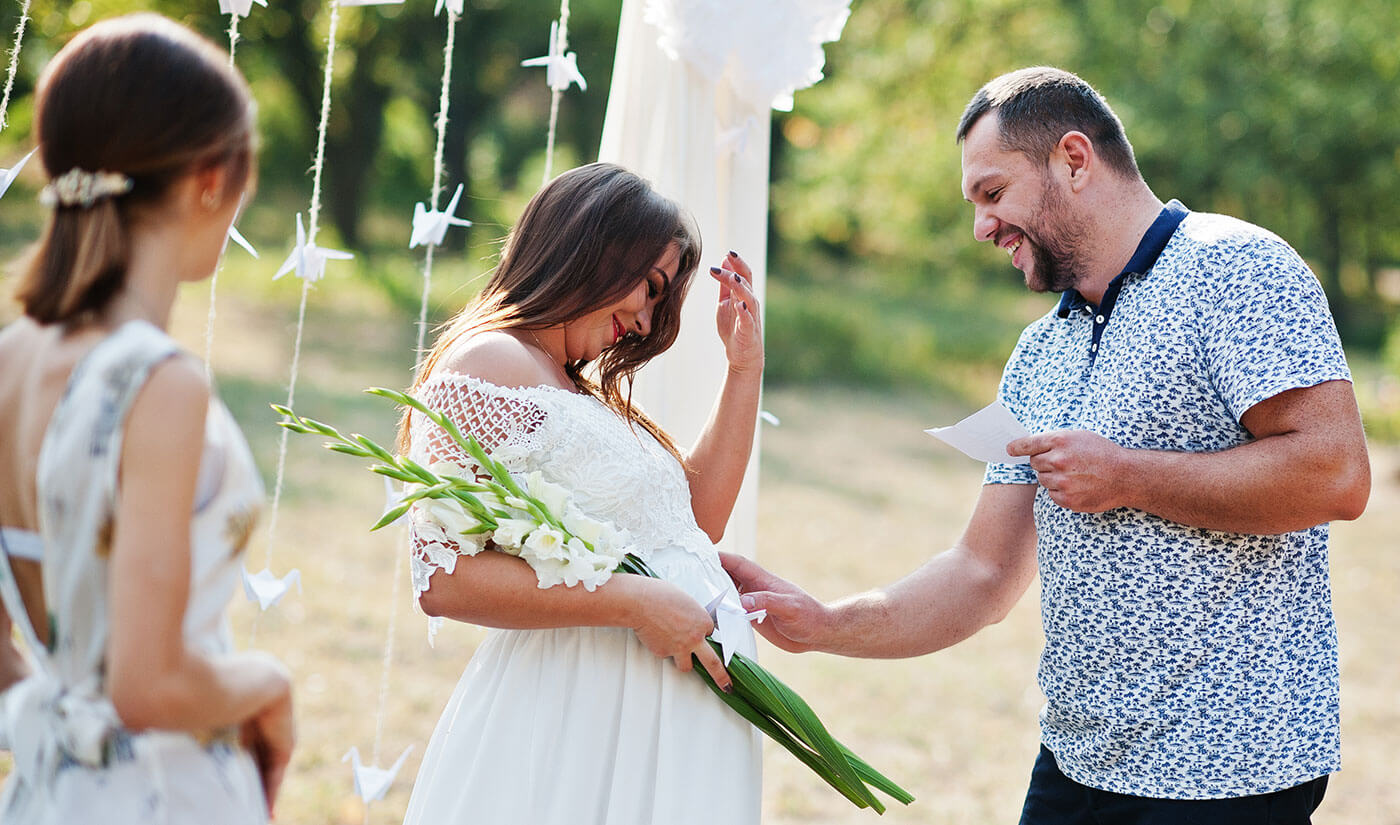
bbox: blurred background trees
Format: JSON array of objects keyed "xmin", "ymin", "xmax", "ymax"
[{"xmin": 2, "ymin": 0, "xmax": 1397, "ymax": 420}]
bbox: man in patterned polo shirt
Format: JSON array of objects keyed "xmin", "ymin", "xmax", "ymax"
[{"xmin": 722, "ymin": 66, "xmax": 1371, "ymax": 824}]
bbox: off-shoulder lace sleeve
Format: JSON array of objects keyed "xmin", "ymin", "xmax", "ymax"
[{"xmin": 406, "ymin": 374, "xmax": 553, "ymax": 642}]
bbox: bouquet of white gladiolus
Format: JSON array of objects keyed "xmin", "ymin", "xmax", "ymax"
[{"xmin": 275, "ymin": 388, "xmax": 914, "ymax": 814}]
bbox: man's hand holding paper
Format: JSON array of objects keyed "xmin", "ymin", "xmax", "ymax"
[{"xmin": 1008, "ymin": 429, "xmax": 1129, "ymax": 513}]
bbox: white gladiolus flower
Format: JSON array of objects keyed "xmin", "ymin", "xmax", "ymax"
[
  {"xmin": 529, "ymin": 554, "xmax": 573, "ymax": 589},
  {"xmin": 522, "ymin": 524, "xmax": 568, "ymax": 561},
  {"xmin": 492, "ymin": 517, "xmax": 535, "ymax": 550},
  {"xmin": 428, "ymin": 459, "xmax": 471, "ymax": 479},
  {"xmin": 561, "ymin": 506, "xmax": 606, "ymax": 547},
  {"xmin": 525, "ymin": 471, "xmax": 571, "ymax": 517},
  {"xmin": 417, "ymin": 497, "xmax": 483, "ymax": 538}
]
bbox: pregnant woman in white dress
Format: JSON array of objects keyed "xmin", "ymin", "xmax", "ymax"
[
  {"xmin": 0, "ymin": 15, "xmax": 293, "ymax": 823},
  {"xmin": 400, "ymin": 162, "xmax": 764, "ymax": 825}
]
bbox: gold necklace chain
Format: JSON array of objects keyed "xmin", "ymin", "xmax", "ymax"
[{"xmin": 525, "ymin": 327, "xmax": 573, "ymax": 388}]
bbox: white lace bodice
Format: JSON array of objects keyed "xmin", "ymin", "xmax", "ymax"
[{"xmin": 407, "ymin": 372, "xmax": 725, "ymax": 609}]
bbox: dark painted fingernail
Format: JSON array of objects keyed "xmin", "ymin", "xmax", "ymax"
[
  {"xmin": 733, "ymin": 273, "xmax": 740, "ymax": 282},
  {"xmin": 742, "ymin": 301, "xmax": 748, "ymax": 310},
  {"xmin": 728, "ymin": 249, "xmax": 738, "ymax": 257},
  {"xmin": 722, "ymin": 683, "xmax": 734, "ymax": 693},
  {"xmin": 709, "ymin": 266, "xmax": 722, "ymax": 275}
]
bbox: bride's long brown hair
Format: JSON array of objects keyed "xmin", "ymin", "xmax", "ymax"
[{"xmin": 400, "ymin": 163, "xmax": 701, "ymax": 460}]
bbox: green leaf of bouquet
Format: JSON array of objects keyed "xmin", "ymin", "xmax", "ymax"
[
  {"xmin": 353, "ymin": 434, "xmax": 396, "ymax": 463},
  {"xmin": 327, "ymin": 442, "xmax": 371, "ymax": 457},
  {"xmin": 372, "ymin": 502, "xmax": 412, "ymax": 530},
  {"xmin": 370, "ymin": 465, "xmax": 418, "ymax": 483},
  {"xmin": 841, "ymin": 745, "xmax": 916, "ymax": 805},
  {"xmin": 691, "ymin": 644, "xmax": 876, "ymax": 811},
  {"xmin": 730, "ymin": 653, "xmax": 880, "ymax": 809}
]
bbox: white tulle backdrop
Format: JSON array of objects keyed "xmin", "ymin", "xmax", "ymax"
[{"xmin": 598, "ymin": 0, "xmax": 849, "ymax": 560}]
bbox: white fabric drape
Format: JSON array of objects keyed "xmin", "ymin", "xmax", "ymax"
[{"xmin": 598, "ymin": 0, "xmax": 849, "ymax": 560}]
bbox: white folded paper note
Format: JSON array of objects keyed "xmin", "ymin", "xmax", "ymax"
[{"xmin": 925, "ymin": 400, "xmax": 1031, "ymax": 465}]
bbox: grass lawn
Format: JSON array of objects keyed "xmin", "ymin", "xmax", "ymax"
[{"xmin": 0, "ymin": 268, "xmax": 1395, "ymax": 824}]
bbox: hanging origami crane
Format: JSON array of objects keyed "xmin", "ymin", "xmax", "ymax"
[
  {"xmin": 343, "ymin": 745, "xmax": 415, "ymax": 803},
  {"xmin": 717, "ymin": 116, "xmax": 760, "ymax": 157},
  {"xmin": 337, "ymin": 0, "xmax": 406, "ymax": 6},
  {"xmin": 274, "ymin": 213, "xmax": 353, "ymax": 284},
  {"xmin": 409, "ymin": 183, "xmax": 473, "ymax": 249},
  {"xmin": 217, "ymin": 0, "xmax": 267, "ymax": 18},
  {"xmin": 0, "ymin": 149, "xmax": 35, "ymax": 203},
  {"xmin": 227, "ymin": 224, "xmax": 258, "ymax": 258},
  {"xmin": 434, "ymin": 0, "xmax": 464, "ymax": 16},
  {"xmin": 521, "ymin": 21, "xmax": 587, "ymax": 93},
  {"xmin": 241, "ymin": 567, "xmax": 302, "ymax": 611}
]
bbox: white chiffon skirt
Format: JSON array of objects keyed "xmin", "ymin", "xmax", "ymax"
[{"xmin": 401, "ymin": 623, "xmax": 762, "ymax": 825}]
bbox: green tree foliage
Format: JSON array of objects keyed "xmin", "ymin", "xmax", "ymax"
[
  {"xmin": 3, "ymin": 0, "xmax": 1396, "ymax": 363},
  {"xmin": 771, "ymin": 0, "xmax": 1400, "ymax": 348}
]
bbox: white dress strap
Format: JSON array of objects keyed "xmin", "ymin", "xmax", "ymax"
[{"xmin": 0, "ymin": 528, "xmax": 48, "ymax": 670}]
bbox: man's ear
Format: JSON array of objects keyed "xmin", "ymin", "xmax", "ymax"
[{"xmin": 1057, "ymin": 131, "xmax": 1094, "ymax": 193}]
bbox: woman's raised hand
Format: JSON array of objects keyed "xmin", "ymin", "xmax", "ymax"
[
  {"xmin": 710, "ymin": 252, "xmax": 763, "ymax": 376},
  {"xmin": 626, "ymin": 577, "xmax": 732, "ymax": 692}
]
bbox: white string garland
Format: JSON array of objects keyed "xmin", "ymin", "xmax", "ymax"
[
  {"xmin": 359, "ymin": 11, "xmax": 461, "ymax": 813},
  {"xmin": 203, "ymin": 9, "xmax": 246, "ymax": 380},
  {"xmin": 255, "ymin": 0, "xmax": 345, "ymax": 642},
  {"xmin": 0, "ymin": 0, "xmax": 33, "ymax": 132},
  {"xmin": 541, "ymin": 0, "xmax": 571, "ymax": 184},
  {"xmin": 416, "ymin": 11, "xmax": 459, "ymax": 365}
]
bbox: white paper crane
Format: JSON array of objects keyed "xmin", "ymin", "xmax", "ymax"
[
  {"xmin": 409, "ymin": 183, "xmax": 473, "ymax": 249},
  {"xmin": 343, "ymin": 745, "xmax": 415, "ymax": 803},
  {"xmin": 521, "ymin": 21, "xmax": 587, "ymax": 93},
  {"xmin": 0, "ymin": 149, "xmax": 36, "ymax": 203},
  {"xmin": 274, "ymin": 213, "xmax": 353, "ymax": 284},
  {"xmin": 217, "ymin": 0, "xmax": 267, "ymax": 19},
  {"xmin": 718, "ymin": 116, "xmax": 760, "ymax": 157},
  {"xmin": 227, "ymin": 224, "xmax": 258, "ymax": 258},
  {"xmin": 242, "ymin": 567, "xmax": 302, "ymax": 611},
  {"xmin": 705, "ymin": 590, "xmax": 766, "ymax": 666},
  {"xmin": 433, "ymin": 0, "xmax": 464, "ymax": 16},
  {"xmin": 338, "ymin": 0, "xmax": 405, "ymax": 6}
]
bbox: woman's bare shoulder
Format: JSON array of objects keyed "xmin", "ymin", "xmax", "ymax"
[{"xmin": 435, "ymin": 330, "xmax": 557, "ymax": 390}]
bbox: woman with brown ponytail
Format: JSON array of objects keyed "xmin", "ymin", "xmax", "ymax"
[{"xmin": 0, "ymin": 14, "xmax": 293, "ymax": 823}]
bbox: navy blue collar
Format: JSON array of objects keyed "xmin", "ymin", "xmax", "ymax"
[{"xmin": 1056, "ymin": 199, "xmax": 1190, "ymax": 318}]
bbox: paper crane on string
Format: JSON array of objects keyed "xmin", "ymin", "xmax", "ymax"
[
  {"xmin": 433, "ymin": 0, "xmax": 464, "ymax": 16},
  {"xmin": 0, "ymin": 149, "xmax": 35, "ymax": 203},
  {"xmin": 227, "ymin": 224, "xmax": 258, "ymax": 258},
  {"xmin": 337, "ymin": 0, "xmax": 406, "ymax": 6},
  {"xmin": 409, "ymin": 183, "xmax": 472, "ymax": 250},
  {"xmin": 274, "ymin": 213, "xmax": 353, "ymax": 284},
  {"xmin": 718, "ymin": 116, "xmax": 760, "ymax": 158},
  {"xmin": 343, "ymin": 745, "xmax": 415, "ymax": 803},
  {"xmin": 521, "ymin": 21, "xmax": 587, "ymax": 93},
  {"xmin": 217, "ymin": 0, "xmax": 266, "ymax": 18},
  {"xmin": 242, "ymin": 567, "xmax": 302, "ymax": 611}
]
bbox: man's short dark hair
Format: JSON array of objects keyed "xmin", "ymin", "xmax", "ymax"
[{"xmin": 956, "ymin": 67, "xmax": 1140, "ymax": 179}]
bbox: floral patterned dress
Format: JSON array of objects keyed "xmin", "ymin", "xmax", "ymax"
[{"xmin": 0, "ymin": 320, "xmax": 267, "ymax": 824}]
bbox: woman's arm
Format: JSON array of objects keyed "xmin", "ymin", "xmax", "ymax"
[
  {"xmin": 685, "ymin": 252, "xmax": 764, "ymax": 542},
  {"xmin": 105, "ymin": 357, "xmax": 293, "ymax": 810},
  {"xmin": 0, "ymin": 609, "xmax": 27, "ymax": 693},
  {"xmin": 413, "ymin": 340, "xmax": 733, "ymax": 689}
]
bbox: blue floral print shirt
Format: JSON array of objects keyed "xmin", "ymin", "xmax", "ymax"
[{"xmin": 984, "ymin": 201, "xmax": 1350, "ymax": 799}]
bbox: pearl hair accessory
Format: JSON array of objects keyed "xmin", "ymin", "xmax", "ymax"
[{"xmin": 38, "ymin": 167, "xmax": 133, "ymax": 208}]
